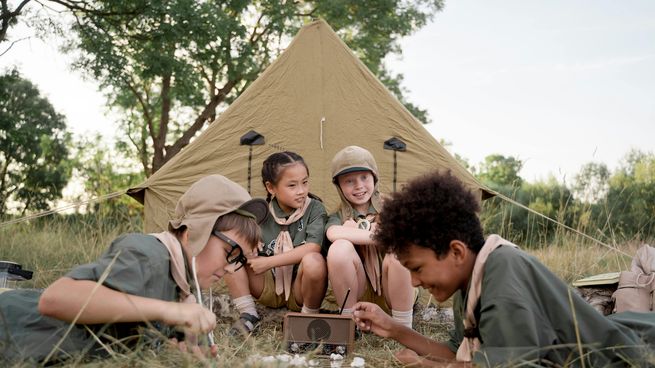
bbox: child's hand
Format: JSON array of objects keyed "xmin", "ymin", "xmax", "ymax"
[
  {"xmin": 169, "ymin": 336, "xmax": 219, "ymax": 360},
  {"xmin": 343, "ymin": 219, "xmax": 358, "ymax": 228},
  {"xmin": 163, "ymin": 302, "xmax": 216, "ymax": 334},
  {"xmin": 353, "ymin": 301, "xmax": 398, "ymax": 338},
  {"xmin": 369, "ymin": 222, "xmax": 378, "ymax": 233},
  {"xmin": 248, "ymin": 256, "xmax": 272, "ymax": 275}
]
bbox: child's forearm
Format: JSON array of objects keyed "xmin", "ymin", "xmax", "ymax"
[
  {"xmin": 326, "ymin": 225, "xmax": 374, "ymax": 244},
  {"xmin": 39, "ymin": 277, "xmax": 172, "ymax": 324},
  {"xmin": 392, "ymin": 325, "xmax": 457, "ymax": 361},
  {"xmin": 266, "ymin": 243, "xmax": 321, "ymax": 268}
]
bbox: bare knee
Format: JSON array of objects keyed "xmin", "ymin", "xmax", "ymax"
[
  {"xmin": 327, "ymin": 240, "xmax": 357, "ymax": 266},
  {"xmin": 301, "ymin": 252, "xmax": 327, "ymax": 280},
  {"xmin": 382, "ymin": 253, "xmax": 404, "ymax": 272}
]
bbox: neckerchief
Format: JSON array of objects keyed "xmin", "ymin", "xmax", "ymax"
[
  {"xmin": 456, "ymin": 234, "xmax": 518, "ymax": 361},
  {"xmin": 151, "ymin": 231, "xmax": 195, "ymax": 303},
  {"xmin": 356, "ymin": 213, "xmax": 382, "ymax": 295},
  {"xmin": 269, "ymin": 197, "xmax": 312, "ymax": 301}
]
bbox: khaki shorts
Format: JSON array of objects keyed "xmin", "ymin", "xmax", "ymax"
[
  {"xmin": 256, "ymin": 269, "xmax": 301, "ymax": 312},
  {"xmin": 361, "ymin": 281, "xmax": 420, "ymax": 314}
]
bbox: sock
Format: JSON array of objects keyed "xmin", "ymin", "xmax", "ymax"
[
  {"xmin": 233, "ymin": 295, "xmax": 258, "ymax": 318},
  {"xmin": 392, "ymin": 309, "xmax": 413, "ymax": 329},
  {"xmin": 340, "ymin": 308, "xmax": 353, "ymax": 316},
  {"xmin": 301, "ymin": 305, "xmax": 319, "ymax": 314}
]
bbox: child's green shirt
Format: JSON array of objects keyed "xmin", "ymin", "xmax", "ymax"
[
  {"xmin": 0, "ymin": 233, "xmax": 179, "ymax": 364},
  {"xmin": 446, "ymin": 244, "xmax": 655, "ymax": 366},
  {"xmin": 259, "ymin": 198, "xmax": 327, "ymax": 256}
]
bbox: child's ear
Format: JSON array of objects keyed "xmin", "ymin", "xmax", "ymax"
[
  {"xmin": 449, "ymin": 240, "xmax": 469, "ymax": 263},
  {"xmin": 264, "ymin": 181, "xmax": 275, "ymax": 195},
  {"xmin": 179, "ymin": 228, "xmax": 190, "ymax": 248}
]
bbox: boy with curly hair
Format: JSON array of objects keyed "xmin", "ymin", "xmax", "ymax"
[{"xmin": 353, "ymin": 171, "xmax": 655, "ymax": 367}]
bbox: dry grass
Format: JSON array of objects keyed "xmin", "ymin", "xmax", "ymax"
[
  {"xmin": 0, "ymin": 214, "xmax": 650, "ymax": 367},
  {"xmin": 527, "ymin": 235, "xmax": 638, "ymax": 284}
]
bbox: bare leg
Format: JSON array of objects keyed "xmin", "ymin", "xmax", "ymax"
[
  {"xmin": 224, "ymin": 266, "xmax": 265, "ymax": 335},
  {"xmin": 293, "ymin": 252, "xmax": 327, "ymax": 309},
  {"xmin": 224, "ymin": 267, "xmax": 251, "ymax": 299},
  {"xmin": 245, "ymin": 266, "xmax": 266, "ymax": 300},
  {"xmin": 382, "ymin": 254, "xmax": 414, "ymax": 311},
  {"xmin": 327, "ymin": 239, "xmax": 367, "ymax": 310}
]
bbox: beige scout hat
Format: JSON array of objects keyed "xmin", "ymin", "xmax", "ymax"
[
  {"xmin": 331, "ymin": 145, "xmax": 379, "ymax": 182},
  {"xmin": 169, "ymin": 175, "xmax": 268, "ymax": 256},
  {"xmin": 331, "ymin": 146, "xmax": 383, "ymax": 219}
]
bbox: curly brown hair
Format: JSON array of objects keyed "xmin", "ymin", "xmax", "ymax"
[{"xmin": 373, "ymin": 171, "xmax": 485, "ymax": 258}]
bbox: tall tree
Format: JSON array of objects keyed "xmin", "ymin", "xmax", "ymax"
[
  {"xmin": 477, "ymin": 154, "xmax": 524, "ymax": 189},
  {"xmin": 572, "ymin": 162, "xmax": 610, "ymax": 203},
  {"xmin": 71, "ymin": 135, "xmax": 144, "ymax": 217},
  {"xmin": 64, "ymin": 0, "xmax": 443, "ymax": 176},
  {"xmin": 0, "ymin": 69, "xmax": 71, "ymax": 216},
  {"xmin": 603, "ymin": 150, "xmax": 655, "ymax": 239}
]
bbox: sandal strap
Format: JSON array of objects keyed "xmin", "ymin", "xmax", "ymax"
[{"xmin": 239, "ymin": 312, "xmax": 260, "ymax": 324}]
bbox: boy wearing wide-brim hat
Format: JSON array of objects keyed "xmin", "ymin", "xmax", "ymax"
[
  {"xmin": 326, "ymin": 146, "xmax": 416, "ymax": 329},
  {"xmin": 0, "ymin": 175, "xmax": 267, "ymax": 364}
]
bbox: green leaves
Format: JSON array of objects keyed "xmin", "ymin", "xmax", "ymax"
[
  {"xmin": 63, "ymin": 0, "xmax": 443, "ymax": 175},
  {"xmin": 0, "ymin": 69, "xmax": 71, "ymax": 216}
]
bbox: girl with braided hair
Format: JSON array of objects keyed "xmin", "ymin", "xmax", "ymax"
[{"xmin": 224, "ymin": 151, "xmax": 328, "ymax": 336}]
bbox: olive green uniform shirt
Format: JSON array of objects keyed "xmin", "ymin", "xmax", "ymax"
[
  {"xmin": 445, "ymin": 244, "xmax": 655, "ymax": 367},
  {"xmin": 259, "ymin": 198, "xmax": 327, "ymax": 256},
  {"xmin": 325, "ymin": 204, "xmax": 377, "ymax": 230},
  {"xmin": 0, "ymin": 234, "xmax": 179, "ymax": 364}
]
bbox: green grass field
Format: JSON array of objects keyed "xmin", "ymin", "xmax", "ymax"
[{"xmin": 0, "ymin": 213, "xmax": 648, "ymax": 367}]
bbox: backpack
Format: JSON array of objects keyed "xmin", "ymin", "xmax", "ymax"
[{"xmin": 612, "ymin": 244, "xmax": 655, "ymax": 313}]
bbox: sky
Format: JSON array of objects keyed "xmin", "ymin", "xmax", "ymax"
[
  {"xmin": 386, "ymin": 0, "xmax": 655, "ymax": 182},
  {"xmin": 2, "ymin": 0, "xmax": 654, "ymax": 184}
]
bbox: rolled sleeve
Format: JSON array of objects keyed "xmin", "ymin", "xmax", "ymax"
[
  {"xmin": 304, "ymin": 201, "xmax": 327, "ymax": 246},
  {"xmin": 326, "ymin": 213, "xmax": 342, "ymax": 230},
  {"xmin": 66, "ymin": 234, "xmax": 161, "ymax": 297}
]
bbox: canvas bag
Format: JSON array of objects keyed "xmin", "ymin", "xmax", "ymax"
[{"xmin": 612, "ymin": 244, "xmax": 655, "ymax": 313}]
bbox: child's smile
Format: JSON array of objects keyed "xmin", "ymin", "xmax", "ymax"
[
  {"xmin": 398, "ymin": 243, "xmax": 473, "ymax": 303},
  {"xmin": 337, "ymin": 171, "xmax": 375, "ymax": 213},
  {"xmin": 266, "ymin": 163, "xmax": 309, "ymax": 213}
]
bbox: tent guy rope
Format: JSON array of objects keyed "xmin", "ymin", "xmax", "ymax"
[
  {"xmin": 488, "ymin": 189, "xmax": 630, "ymax": 257},
  {"xmin": 0, "ymin": 190, "xmax": 127, "ymax": 228}
]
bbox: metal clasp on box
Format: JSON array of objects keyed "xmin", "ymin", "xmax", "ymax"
[{"xmin": 0, "ymin": 261, "xmax": 33, "ymax": 289}]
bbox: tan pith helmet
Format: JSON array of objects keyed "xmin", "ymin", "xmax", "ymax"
[
  {"xmin": 331, "ymin": 146, "xmax": 379, "ymax": 182},
  {"xmin": 169, "ymin": 175, "xmax": 268, "ymax": 256},
  {"xmin": 331, "ymin": 146, "xmax": 383, "ymax": 219}
]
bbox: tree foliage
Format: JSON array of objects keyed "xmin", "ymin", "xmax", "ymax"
[
  {"xmin": 598, "ymin": 150, "xmax": 655, "ymax": 239},
  {"xmin": 0, "ymin": 69, "xmax": 71, "ymax": 216},
  {"xmin": 62, "ymin": 0, "xmax": 443, "ymax": 175},
  {"xmin": 572, "ymin": 162, "xmax": 610, "ymax": 203},
  {"xmin": 476, "ymin": 150, "xmax": 655, "ymax": 245},
  {"xmin": 1, "ymin": 0, "xmax": 141, "ymax": 56},
  {"xmin": 477, "ymin": 154, "xmax": 524, "ymax": 189},
  {"xmin": 71, "ymin": 135, "xmax": 144, "ymax": 218}
]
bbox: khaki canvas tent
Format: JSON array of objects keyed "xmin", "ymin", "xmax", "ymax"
[{"xmin": 128, "ymin": 19, "xmax": 491, "ymax": 232}]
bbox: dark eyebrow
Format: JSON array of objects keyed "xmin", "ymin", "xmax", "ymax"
[{"xmin": 399, "ymin": 259, "xmax": 414, "ymax": 269}]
